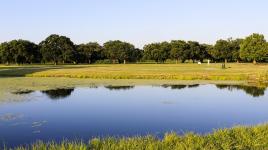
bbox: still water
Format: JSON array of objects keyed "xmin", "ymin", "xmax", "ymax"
[{"xmin": 0, "ymin": 84, "xmax": 268, "ymax": 147}]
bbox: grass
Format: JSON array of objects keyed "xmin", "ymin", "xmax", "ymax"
[
  {"xmin": 10, "ymin": 124, "xmax": 268, "ymax": 150},
  {"xmin": 0, "ymin": 63, "xmax": 268, "ymax": 83}
]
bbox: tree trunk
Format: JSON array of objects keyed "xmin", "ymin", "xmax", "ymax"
[
  {"xmin": 124, "ymin": 59, "xmax": 126, "ymax": 64},
  {"xmin": 88, "ymin": 59, "xmax": 91, "ymax": 64},
  {"xmin": 176, "ymin": 58, "xmax": 179, "ymax": 64},
  {"xmin": 253, "ymin": 59, "xmax": 256, "ymax": 64},
  {"xmin": 224, "ymin": 59, "xmax": 227, "ymax": 64},
  {"xmin": 112, "ymin": 59, "xmax": 116, "ymax": 64}
]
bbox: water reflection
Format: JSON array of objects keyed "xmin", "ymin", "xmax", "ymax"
[
  {"xmin": 188, "ymin": 84, "xmax": 200, "ymax": 88},
  {"xmin": 215, "ymin": 85, "xmax": 266, "ymax": 97},
  {"xmin": 104, "ymin": 85, "xmax": 135, "ymax": 91},
  {"xmin": 161, "ymin": 84, "xmax": 199, "ymax": 89},
  {"xmin": 41, "ymin": 88, "xmax": 75, "ymax": 100},
  {"xmin": 12, "ymin": 90, "xmax": 34, "ymax": 95}
]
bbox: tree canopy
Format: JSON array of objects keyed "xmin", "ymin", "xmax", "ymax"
[
  {"xmin": 103, "ymin": 40, "xmax": 136, "ymax": 64},
  {"xmin": 39, "ymin": 34, "xmax": 76, "ymax": 64},
  {"xmin": 77, "ymin": 42, "xmax": 103, "ymax": 64},
  {"xmin": 1, "ymin": 33, "xmax": 268, "ymax": 64},
  {"xmin": 240, "ymin": 33, "xmax": 268, "ymax": 63},
  {"xmin": 0, "ymin": 40, "xmax": 39, "ymax": 64}
]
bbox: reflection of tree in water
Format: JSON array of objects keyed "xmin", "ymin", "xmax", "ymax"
[
  {"xmin": 42, "ymin": 88, "xmax": 74, "ymax": 100},
  {"xmin": 216, "ymin": 85, "xmax": 267, "ymax": 97},
  {"xmin": 12, "ymin": 90, "xmax": 34, "ymax": 95},
  {"xmin": 104, "ymin": 86, "xmax": 135, "ymax": 91},
  {"xmin": 161, "ymin": 84, "xmax": 199, "ymax": 89},
  {"xmin": 187, "ymin": 84, "xmax": 200, "ymax": 88}
]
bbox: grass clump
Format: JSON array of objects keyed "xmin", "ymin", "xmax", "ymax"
[{"xmin": 11, "ymin": 124, "xmax": 268, "ymax": 150}]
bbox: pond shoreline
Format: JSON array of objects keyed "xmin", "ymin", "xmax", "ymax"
[{"xmin": 0, "ymin": 77, "xmax": 249, "ymax": 92}]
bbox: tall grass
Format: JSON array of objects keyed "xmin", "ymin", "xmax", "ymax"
[{"xmin": 11, "ymin": 124, "xmax": 268, "ymax": 150}]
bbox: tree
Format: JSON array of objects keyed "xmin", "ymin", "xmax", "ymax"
[
  {"xmin": 170, "ymin": 40, "xmax": 188, "ymax": 63},
  {"xmin": 229, "ymin": 38, "xmax": 243, "ymax": 63},
  {"xmin": 199, "ymin": 44, "xmax": 212, "ymax": 63},
  {"xmin": 39, "ymin": 34, "xmax": 76, "ymax": 64},
  {"xmin": 0, "ymin": 42, "xmax": 13, "ymax": 64},
  {"xmin": 143, "ymin": 42, "xmax": 171, "ymax": 63},
  {"xmin": 128, "ymin": 48, "xmax": 143, "ymax": 62},
  {"xmin": 240, "ymin": 33, "xmax": 268, "ymax": 64},
  {"xmin": 77, "ymin": 42, "xmax": 103, "ymax": 64},
  {"xmin": 187, "ymin": 41, "xmax": 201, "ymax": 63},
  {"xmin": 10, "ymin": 40, "xmax": 40, "ymax": 64},
  {"xmin": 0, "ymin": 40, "xmax": 40, "ymax": 64},
  {"xmin": 103, "ymin": 40, "xmax": 135, "ymax": 64},
  {"xmin": 211, "ymin": 39, "xmax": 233, "ymax": 64}
]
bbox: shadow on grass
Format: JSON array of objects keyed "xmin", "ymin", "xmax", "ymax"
[{"xmin": 0, "ymin": 65, "xmax": 110, "ymax": 77}]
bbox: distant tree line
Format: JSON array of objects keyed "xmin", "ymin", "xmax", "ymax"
[{"xmin": 0, "ymin": 33, "xmax": 267, "ymax": 65}]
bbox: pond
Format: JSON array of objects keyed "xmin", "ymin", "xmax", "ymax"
[{"xmin": 0, "ymin": 84, "xmax": 268, "ymax": 147}]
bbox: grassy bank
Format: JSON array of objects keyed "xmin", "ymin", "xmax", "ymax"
[
  {"xmin": 0, "ymin": 64, "xmax": 267, "ymax": 83},
  {"xmin": 11, "ymin": 124, "xmax": 268, "ymax": 150}
]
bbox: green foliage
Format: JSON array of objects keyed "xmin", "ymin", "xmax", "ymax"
[
  {"xmin": 39, "ymin": 34, "xmax": 76, "ymax": 64},
  {"xmin": 240, "ymin": 33, "xmax": 268, "ymax": 63},
  {"xmin": 0, "ymin": 40, "xmax": 39, "ymax": 64},
  {"xmin": 77, "ymin": 42, "xmax": 103, "ymax": 64},
  {"xmin": 103, "ymin": 40, "xmax": 137, "ymax": 64},
  {"xmin": 211, "ymin": 39, "xmax": 230, "ymax": 63},
  {"xmin": 187, "ymin": 41, "xmax": 201, "ymax": 62},
  {"xmin": 170, "ymin": 40, "xmax": 188, "ymax": 63},
  {"xmin": 143, "ymin": 42, "xmax": 171, "ymax": 63},
  {"xmin": 11, "ymin": 124, "xmax": 268, "ymax": 150},
  {"xmin": 1, "ymin": 33, "xmax": 268, "ymax": 64}
]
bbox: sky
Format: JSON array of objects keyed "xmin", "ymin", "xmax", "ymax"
[{"xmin": 1, "ymin": 0, "xmax": 268, "ymax": 48}]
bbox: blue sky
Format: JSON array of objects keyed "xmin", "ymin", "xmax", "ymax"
[{"xmin": 1, "ymin": 0, "xmax": 268, "ymax": 48}]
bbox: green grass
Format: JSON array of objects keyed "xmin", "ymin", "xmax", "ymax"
[
  {"xmin": 0, "ymin": 63, "xmax": 268, "ymax": 83},
  {"xmin": 10, "ymin": 124, "xmax": 268, "ymax": 150}
]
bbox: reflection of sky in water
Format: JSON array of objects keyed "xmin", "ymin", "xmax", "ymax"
[{"xmin": 0, "ymin": 84, "xmax": 268, "ymax": 147}]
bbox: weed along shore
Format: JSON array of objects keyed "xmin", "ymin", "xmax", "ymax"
[{"xmin": 11, "ymin": 124, "xmax": 268, "ymax": 150}]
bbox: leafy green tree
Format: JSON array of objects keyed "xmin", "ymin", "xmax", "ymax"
[
  {"xmin": 187, "ymin": 41, "xmax": 201, "ymax": 63},
  {"xmin": 143, "ymin": 42, "xmax": 171, "ymax": 63},
  {"xmin": 0, "ymin": 42, "xmax": 13, "ymax": 64},
  {"xmin": 77, "ymin": 42, "xmax": 103, "ymax": 64},
  {"xmin": 10, "ymin": 40, "xmax": 40, "ymax": 64},
  {"xmin": 240, "ymin": 33, "xmax": 268, "ymax": 64},
  {"xmin": 229, "ymin": 38, "xmax": 243, "ymax": 63},
  {"xmin": 128, "ymin": 48, "xmax": 143, "ymax": 62},
  {"xmin": 103, "ymin": 40, "xmax": 135, "ymax": 64},
  {"xmin": 143, "ymin": 43, "xmax": 158, "ymax": 62},
  {"xmin": 39, "ymin": 34, "xmax": 76, "ymax": 64},
  {"xmin": 170, "ymin": 40, "xmax": 188, "ymax": 63},
  {"xmin": 211, "ymin": 39, "xmax": 232, "ymax": 64},
  {"xmin": 0, "ymin": 40, "xmax": 40, "ymax": 64},
  {"xmin": 199, "ymin": 44, "xmax": 212, "ymax": 63}
]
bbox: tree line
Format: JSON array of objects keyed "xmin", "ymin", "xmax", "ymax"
[{"xmin": 0, "ymin": 33, "xmax": 267, "ymax": 65}]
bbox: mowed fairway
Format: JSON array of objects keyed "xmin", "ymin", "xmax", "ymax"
[{"xmin": 0, "ymin": 63, "xmax": 268, "ymax": 82}]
